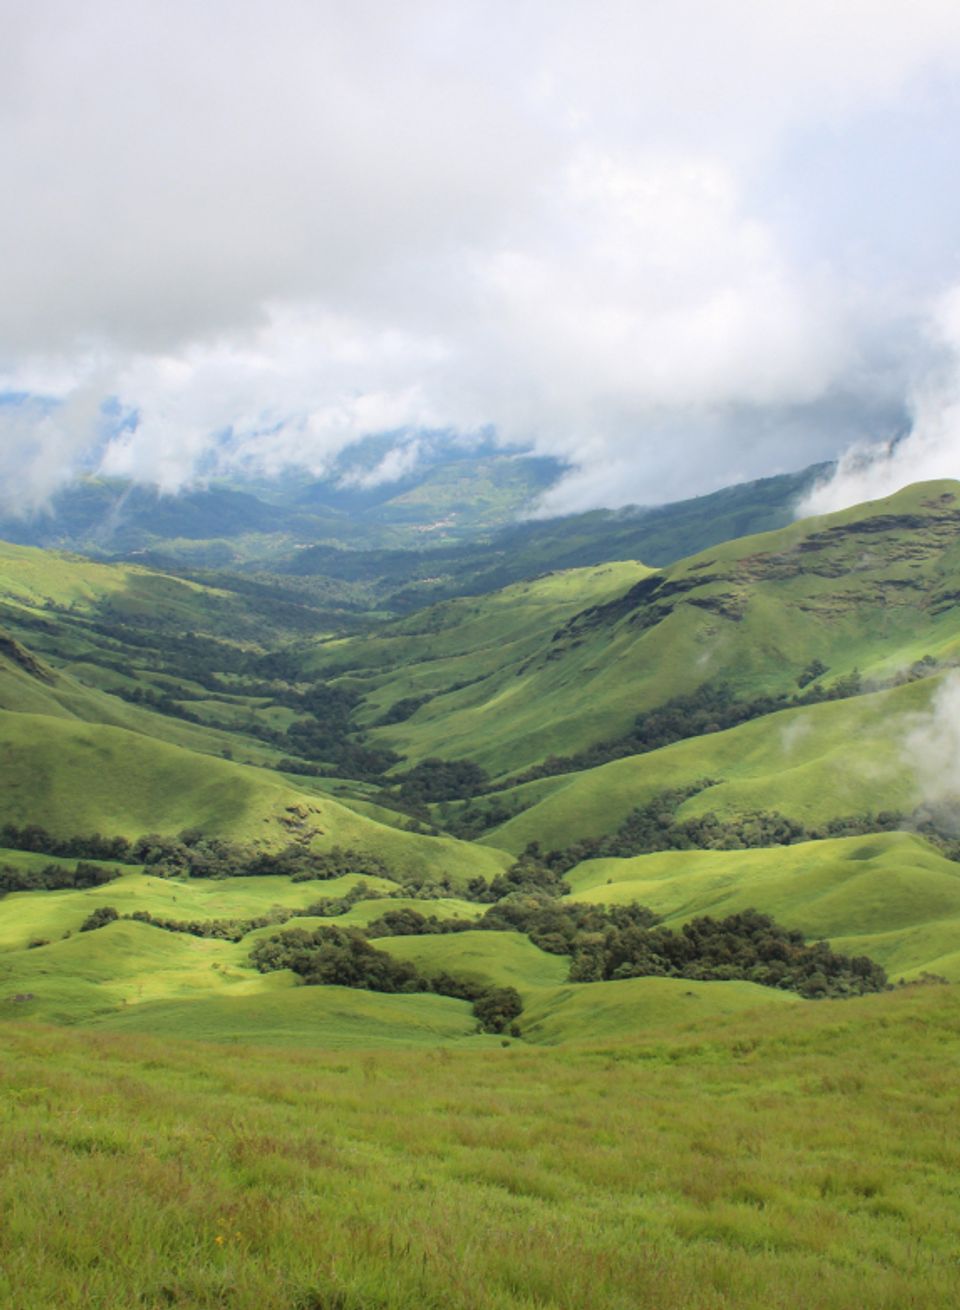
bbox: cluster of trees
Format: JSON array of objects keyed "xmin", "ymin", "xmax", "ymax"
[
  {"xmin": 80, "ymin": 905, "xmax": 119, "ymax": 932},
  {"xmin": 85, "ymin": 616, "xmax": 251, "ymax": 680},
  {"xmin": 351, "ymin": 840, "xmax": 890, "ymax": 999},
  {"xmin": 0, "ymin": 824, "xmax": 133, "ymax": 861},
  {"xmin": 444, "ymin": 795, "xmax": 532, "ymax": 840},
  {"xmin": 110, "ymin": 683, "xmax": 204, "ymax": 724},
  {"xmin": 249, "ymin": 925, "xmax": 523, "ymax": 1033},
  {"xmin": 527, "ymin": 786, "xmax": 913, "ymax": 875},
  {"xmin": 119, "ymin": 880, "xmax": 385, "ymax": 943},
  {"xmin": 128, "ymin": 908, "xmax": 290, "ymax": 942},
  {"xmin": 363, "ymin": 896, "xmax": 656, "ymax": 957},
  {"xmin": 130, "ymin": 833, "xmax": 392, "ymax": 883},
  {"xmin": 0, "ymin": 823, "xmax": 408, "ymax": 884},
  {"xmin": 384, "ymin": 871, "xmax": 457, "ymax": 899},
  {"xmin": 86, "ymin": 611, "xmax": 403, "ymax": 782},
  {"xmin": 263, "ymin": 681, "xmax": 401, "ymax": 781},
  {"xmin": 466, "ymin": 852, "xmax": 570, "ymax": 903},
  {"xmin": 0, "ymin": 860, "xmax": 118, "ymax": 894},
  {"xmin": 367, "ymin": 890, "xmax": 887, "ymax": 998},
  {"xmin": 63, "ymin": 842, "xmax": 887, "ymax": 1007},
  {"xmin": 566, "ymin": 909, "xmax": 888, "ymax": 997},
  {"xmin": 374, "ymin": 695, "xmax": 430, "ymax": 726},
  {"xmin": 273, "ymin": 741, "xmax": 400, "ymax": 782},
  {"xmin": 388, "ymin": 758, "xmax": 491, "ymax": 806}
]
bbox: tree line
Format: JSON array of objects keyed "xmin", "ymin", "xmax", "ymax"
[
  {"xmin": 249, "ymin": 925, "xmax": 523, "ymax": 1034},
  {"xmin": 358, "ymin": 891, "xmax": 887, "ymax": 999},
  {"xmin": 0, "ymin": 860, "xmax": 119, "ymax": 894}
]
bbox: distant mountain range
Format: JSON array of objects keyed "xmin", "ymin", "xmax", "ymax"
[
  {"xmin": 0, "ymin": 437, "xmax": 832, "ymax": 614},
  {"xmin": 1, "ymin": 438, "xmax": 568, "ymax": 565}
]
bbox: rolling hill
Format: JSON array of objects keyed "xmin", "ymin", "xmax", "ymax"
[
  {"xmin": 296, "ymin": 479, "xmax": 960, "ymax": 786},
  {"xmin": 1, "ymin": 476, "xmax": 959, "ymax": 1056},
  {"xmin": 4, "ymin": 473, "xmax": 960, "ymax": 1309}
]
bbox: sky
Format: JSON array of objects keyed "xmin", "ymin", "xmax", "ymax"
[{"xmin": 4, "ymin": 0, "xmax": 960, "ymax": 516}]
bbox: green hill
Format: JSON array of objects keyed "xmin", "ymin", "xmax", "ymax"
[
  {"xmin": 480, "ymin": 675, "xmax": 937, "ymax": 852},
  {"xmin": 3, "ymin": 478, "xmax": 960, "ymax": 1059},
  {"xmin": 315, "ymin": 480, "xmax": 960, "ymax": 777},
  {"xmin": 566, "ymin": 831, "xmax": 960, "ymax": 982}
]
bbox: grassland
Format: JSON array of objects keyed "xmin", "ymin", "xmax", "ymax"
[
  {"xmin": 0, "ymin": 706, "xmax": 513, "ymax": 879},
  {"xmin": 565, "ymin": 831, "xmax": 960, "ymax": 981},
  {"xmin": 482, "ymin": 675, "xmax": 939, "ymax": 852},
  {"xmin": 2, "ymin": 985, "xmax": 958, "ymax": 1309}
]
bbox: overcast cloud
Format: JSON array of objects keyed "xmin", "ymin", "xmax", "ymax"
[{"xmin": 4, "ymin": 0, "xmax": 960, "ymax": 513}]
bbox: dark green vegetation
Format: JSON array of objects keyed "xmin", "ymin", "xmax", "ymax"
[{"xmin": 3, "ymin": 471, "xmax": 960, "ymax": 1307}]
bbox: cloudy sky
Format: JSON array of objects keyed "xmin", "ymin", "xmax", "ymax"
[{"xmin": 4, "ymin": 0, "xmax": 960, "ymax": 515}]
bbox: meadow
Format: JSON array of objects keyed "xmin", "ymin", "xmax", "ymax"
[{"xmin": 2, "ymin": 985, "xmax": 958, "ymax": 1309}]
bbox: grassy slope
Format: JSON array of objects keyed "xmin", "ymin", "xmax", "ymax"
[
  {"xmin": 0, "ymin": 534, "xmax": 386, "ymax": 782},
  {"xmin": 483, "ymin": 674, "xmax": 938, "ymax": 852},
  {"xmin": 2, "ymin": 986, "xmax": 959, "ymax": 1309},
  {"xmin": 0, "ymin": 540, "xmax": 512, "ymax": 875},
  {"xmin": 380, "ymin": 929, "xmax": 571, "ymax": 991},
  {"xmin": 0, "ymin": 540, "xmax": 324, "ymax": 770},
  {"xmin": 0, "ymin": 654, "xmax": 288, "ymax": 767},
  {"xmin": 5, "ymin": 891, "xmax": 783, "ymax": 1049},
  {"xmin": 0, "ymin": 851, "xmax": 497, "ymax": 1038},
  {"xmin": 378, "ymin": 930, "xmax": 798, "ymax": 1044},
  {"xmin": 565, "ymin": 831, "xmax": 960, "ymax": 982},
  {"xmin": 309, "ymin": 561, "xmax": 651, "ymax": 746},
  {"xmin": 0, "ymin": 538, "xmax": 263, "ymax": 639},
  {"xmin": 0, "ymin": 916, "xmax": 478, "ymax": 1041},
  {"xmin": 320, "ymin": 480, "xmax": 960, "ymax": 775},
  {"xmin": 519, "ymin": 975, "xmax": 800, "ymax": 1044},
  {"xmin": 3, "ymin": 484, "xmax": 960, "ymax": 1054},
  {"xmin": 0, "ymin": 713, "xmax": 511, "ymax": 884},
  {"xmin": 0, "ymin": 870, "xmax": 400, "ymax": 952},
  {"xmin": 0, "ymin": 872, "xmax": 798, "ymax": 1046},
  {"xmin": 88, "ymin": 986, "xmax": 483, "ymax": 1046}
]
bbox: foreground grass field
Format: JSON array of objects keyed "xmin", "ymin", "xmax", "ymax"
[{"xmin": 1, "ymin": 985, "xmax": 958, "ymax": 1309}]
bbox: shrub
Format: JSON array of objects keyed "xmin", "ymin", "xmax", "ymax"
[
  {"xmin": 472, "ymin": 987, "xmax": 524, "ymax": 1034},
  {"xmin": 79, "ymin": 906, "xmax": 119, "ymax": 933}
]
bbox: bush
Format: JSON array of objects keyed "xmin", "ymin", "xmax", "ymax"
[
  {"xmin": 472, "ymin": 986, "xmax": 524, "ymax": 1034},
  {"xmin": 79, "ymin": 906, "xmax": 119, "ymax": 933}
]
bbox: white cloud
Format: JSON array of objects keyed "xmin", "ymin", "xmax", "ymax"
[
  {"xmin": 0, "ymin": 388, "xmax": 107, "ymax": 514},
  {"xmin": 799, "ymin": 286, "xmax": 960, "ymax": 516},
  {"xmin": 5, "ymin": 1, "xmax": 960, "ymax": 510},
  {"xmin": 905, "ymin": 672, "xmax": 960, "ymax": 821}
]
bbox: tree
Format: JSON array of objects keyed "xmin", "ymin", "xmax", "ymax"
[{"xmin": 472, "ymin": 986, "xmax": 523, "ymax": 1033}]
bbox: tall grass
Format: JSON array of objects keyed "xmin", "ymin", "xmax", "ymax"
[{"xmin": 2, "ymin": 984, "xmax": 958, "ymax": 1308}]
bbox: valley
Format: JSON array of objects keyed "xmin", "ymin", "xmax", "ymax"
[{"xmin": 1, "ymin": 475, "xmax": 959, "ymax": 1308}]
